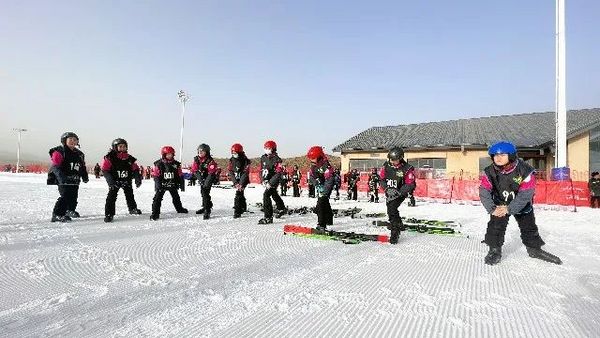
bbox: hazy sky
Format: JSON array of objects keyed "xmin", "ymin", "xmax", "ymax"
[{"xmin": 1, "ymin": 0, "xmax": 599, "ymax": 165}]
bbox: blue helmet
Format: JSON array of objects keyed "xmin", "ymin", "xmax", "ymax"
[{"xmin": 488, "ymin": 141, "xmax": 517, "ymax": 162}]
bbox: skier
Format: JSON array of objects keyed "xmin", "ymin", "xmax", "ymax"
[
  {"xmin": 380, "ymin": 147, "xmax": 416, "ymax": 244},
  {"xmin": 145, "ymin": 166, "xmax": 152, "ymax": 180},
  {"xmin": 150, "ymin": 146, "xmax": 188, "ymax": 220},
  {"xmin": 480, "ymin": 141, "xmax": 562, "ymax": 265},
  {"xmin": 307, "ymin": 146, "xmax": 334, "ymax": 230},
  {"xmin": 228, "ymin": 143, "xmax": 251, "ymax": 218},
  {"xmin": 280, "ymin": 164, "xmax": 289, "ymax": 196},
  {"xmin": 191, "ymin": 143, "xmax": 219, "ymax": 220},
  {"xmin": 93, "ymin": 163, "xmax": 101, "ymax": 179},
  {"xmin": 101, "ymin": 138, "xmax": 142, "ymax": 222},
  {"xmin": 47, "ymin": 132, "xmax": 89, "ymax": 222},
  {"xmin": 307, "ymin": 169, "xmax": 315, "ymax": 198},
  {"xmin": 291, "ymin": 165, "xmax": 302, "ymax": 197},
  {"xmin": 258, "ymin": 140, "xmax": 287, "ymax": 224},
  {"xmin": 347, "ymin": 168, "xmax": 360, "ymax": 200},
  {"xmin": 332, "ymin": 168, "xmax": 341, "ymax": 200},
  {"xmin": 589, "ymin": 171, "xmax": 600, "ymax": 208},
  {"xmin": 368, "ymin": 167, "xmax": 380, "ymax": 202}
]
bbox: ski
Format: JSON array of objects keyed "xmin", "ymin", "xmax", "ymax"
[
  {"xmin": 372, "ymin": 220, "xmax": 463, "ymax": 236},
  {"xmin": 283, "ymin": 224, "xmax": 390, "ymax": 244}
]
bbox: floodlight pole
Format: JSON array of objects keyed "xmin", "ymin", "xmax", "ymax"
[
  {"xmin": 12, "ymin": 128, "xmax": 27, "ymax": 172},
  {"xmin": 177, "ymin": 90, "xmax": 190, "ymax": 162}
]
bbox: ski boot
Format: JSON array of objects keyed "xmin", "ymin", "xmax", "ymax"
[
  {"xmin": 129, "ymin": 208, "xmax": 142, "ymax": 215},
  {"xmin": 233, "ymin": 212, "xmax": 242, "ymax": 219},
  {"xmin": 526, "ymin": 247, "xmax": 562, "ymax": 265},
  {"xmin": 485, "ymin": 247, "xmax": 502, "ymax": 265},
  {"xmin": 258, "ymin": 217, "xmax": 273, "ymax": 224},
  {"xmin": 275, "ymin": 208, "xmax": 287, "ymax": 218},
  {"xmin": 203, "ymin": 209, "xmax": 211, "ymax": 220},
  {"xmin": 195, "ymin": 208, "xmax": 205, "ymax": 215},
  {"xmin": 150, "ymin": 214, "xmax": 159, "ymax": 221},
  {"xmin": 51, "ymin": 214, "xmax": 72, "ymax": 223},
  {"xmin": 389, "ymin": 228, "xmax": 400, "ymax": 244},
  {"xmin": 177, "ymin": 208, "xmax": 188, "ymax": 214},
  {"xmin": 315, "ymin": 224, "xmax": 327, "ymax": 231},
  {"xmin": 104, "ymin": 215, "xmax": 114, "ymax": 223},
  {"xmin": 66, "ymin": 210, "xmax": 80, "ymax": 218}
]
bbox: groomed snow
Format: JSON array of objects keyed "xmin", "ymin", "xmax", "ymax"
[{"xmin": 0, "ymin": 172, "xmax": 599, "ymax": 337}]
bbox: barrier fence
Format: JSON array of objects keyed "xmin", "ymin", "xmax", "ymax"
[{"xmin": 2, "ymin": 164, "xmax": 593, "ymax": 208}]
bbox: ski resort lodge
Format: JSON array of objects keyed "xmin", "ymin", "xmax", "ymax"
[{"xmin": 334, "ymin": 108, "xmax": 600, "ymax": 182}]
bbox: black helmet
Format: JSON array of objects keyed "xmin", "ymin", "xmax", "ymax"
[
  {"xmin": 197, "ymin": 143, "xmax": 210, "ymax": 155},
  {"xmin": 61, "ymin": 132, "xmax": 79, "ymax": 145},
  {"xmin": 387, "ymin": 147, "xmax": 404, "ymax": 161},
  {"xmin": 111, "ymin": 138, "xmax": 128, "ymax": 151}
]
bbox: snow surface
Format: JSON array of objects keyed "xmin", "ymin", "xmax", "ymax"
[{"xmin": 0, "ymin": 172, "xmax": 599, "ymax": 337}]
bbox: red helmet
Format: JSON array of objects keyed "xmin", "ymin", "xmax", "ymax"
[
  {"xmin": 307, "ymin": 146, "xmax": 325, "ymax": 160},
  {"xmin": 161, "ymin": 146, "xmax": 175, "ymax": 156},
  {"xmin": 264, "ymin": 140, "xmax": 277, "ymax": 151},
  {"xmin": 231, "ymin": 143, "xmax": 244, "ymax": 153}
]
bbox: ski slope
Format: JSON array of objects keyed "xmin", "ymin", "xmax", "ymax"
[{"xmin": 0, "ymin": 173, "xmax": 599, "ymax": 337}]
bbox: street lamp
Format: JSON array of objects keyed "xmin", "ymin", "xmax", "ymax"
[
  {"xmin": 12, "ymin": 128, "xmax": 27, "ymax": 173},
  {"xmin": 177, "ymin": 90, "xmax": 190, "ymax": 162}
]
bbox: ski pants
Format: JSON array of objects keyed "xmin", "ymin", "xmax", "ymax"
[
  {"xmin": 315, "ymin": 195, "xmax": 334, "ymax": 226},
  {"xmin": 53, "ymin": 184, "xmax": 79, "ymax": 216},
  {"xmin": 280, "ymin": 182, "xmax": 288, "ymax": 196},
  {"xmin": 200, "ymin": 185, "xmax": 213, "ymax": 211},
  {"xmin": 370, "ymin": 188, "xmax": 379, "ymax": 202},
  {"xmin": 105, "ymin": 185, "xmax": 138, "ymax": 216},
  {"xmin": 292, "ymin": 183, "xmax": 300, "ymax": 197},
  {"xmin": 308, "ymin": 184, "xmax": 315, "ymax": 198},
  {"xmin": 591, "ymin": 196, "xmax": 600, "ymax": 208},
  {"xmin": 263, "ymin": 186, "xmax": 285, "ymax": 218},
  {"xmin": 151, "ymin": 188, "xmax": 184, "ymax": 216},
  {"xmin": 234, "ymin": 190, "xmax": 247, "ymax": 215},
  {"xmin": 484, "ymin": 211, "xmax": 545, "ymax": 249},
  {"xmin": 386, "ymin": 196, "xmax": 406, "ymax": 231},
  {"xmin": 348, "ymin": 185, "xmax": 358, "ymax": 200}
]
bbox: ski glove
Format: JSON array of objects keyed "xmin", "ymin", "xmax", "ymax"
[
  {"xmin": 316, "ymin": 185, "xmax": 326, "ymax": 198},
  {"xmin": 385, "ymin": 187, "xmax": 401, "ymax": 201}
]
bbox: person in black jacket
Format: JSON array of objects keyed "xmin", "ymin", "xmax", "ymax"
[
  {"xmin": 347, "ymin": 168, "xmax": 360, "ymax": 200},
  {"xmin": 150, "ymin": 146, "xmax": 188, "ymax": 220},
  {"xmin": 280, "ymin": 164, "xmax": 289, "ymax": 196},
  {"xmin": 228, "ymin": 143, "xmax": 251, "ymax": 218},
  {"xmin": 379, "ymin": 147, "xmax": 416, "ymax": 244},
  {"xmin": 258, "ymin": 140, "xmax": 287, "ymax": 224},
  {"xmin": 589, "ymin": 171, "xmax": 600, "ymax": 208},
  {"xmin": 93, "ymin": 163, "xmax": 101, "ymax": 179},
  {"xmin": 191, "ymin": 143, "xmax": 219, "ymax": 220},
  {"xmin": 368, "ymin": 167, "xmax": 380, "ymax": 203},
  {"xmin": 480, "ymin": 141, "xmax": 561, "ymax": 265},
  {"xmin": 47, "ymin": 132, "xmax": 89, "ymax": 222},
  {"xmin": 291, "ymin": 165, "xmax": 302, "ymax": 197},
  {"xmin": 101, "ymin": 138, "xmax": 142, "ymax": 222},
  {"xmin": 307, "ymin": 146, "xmax": 335, "ymax": 230}
]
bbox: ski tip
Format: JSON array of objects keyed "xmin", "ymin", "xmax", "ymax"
[{"xmin": 377, "ymin": 235, "xmax": 390, "ymax": 243}]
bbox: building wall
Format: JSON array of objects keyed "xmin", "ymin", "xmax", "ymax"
[{"xmin": 567, "ymin": 132, "xmax": 590, "ymax": 181}]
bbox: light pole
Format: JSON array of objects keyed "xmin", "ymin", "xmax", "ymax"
[
  {"xmin": 177, "ymin": 90, "xmax": 190, "ymax": 162},
  {"xmin": 12, "ymin": 128, "xmax": 27, "ymax": 173},
  {"xmin": 555, "ymin": 0, "xmax": 567, "ymax": 168}
]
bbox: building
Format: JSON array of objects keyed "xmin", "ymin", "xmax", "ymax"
[{"xmin": 333, "ymin": 108, "xmax": 600, "ymax": 181}]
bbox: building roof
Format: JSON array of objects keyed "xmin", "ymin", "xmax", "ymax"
[{"xmin": 333, "ymin": 108, "xmax": 600, "ymax": 152}]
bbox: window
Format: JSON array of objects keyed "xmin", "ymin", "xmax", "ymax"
[
  {"xmin": 591, "ymin": 126, "xmax": 600, "ymax": 173},
  {"xmin": 410, "ymin": 158, "xmax": 446, "ymax": 179},
  {"xmin": 349, "ymin": 159, "xmax": 387, "ymax": 172}
]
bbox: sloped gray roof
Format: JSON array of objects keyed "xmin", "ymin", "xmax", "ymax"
[{"xmin": 333, "ymin": 108, "xmax": 600, "ymax": 152}]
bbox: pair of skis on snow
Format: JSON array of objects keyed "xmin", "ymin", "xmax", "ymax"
[{"xmin": 283, "ymin": 218, "xmax": 465, "ymax": 244}]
